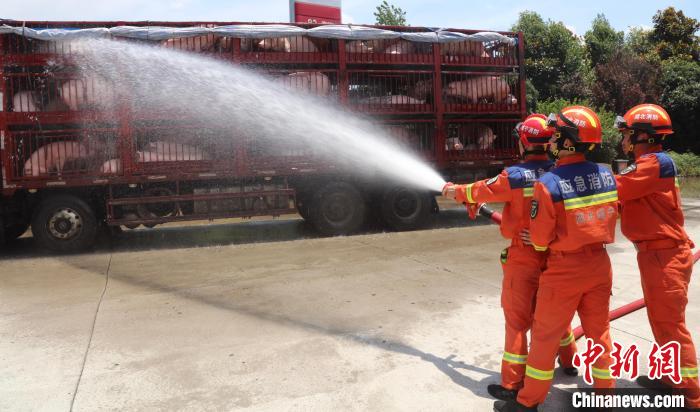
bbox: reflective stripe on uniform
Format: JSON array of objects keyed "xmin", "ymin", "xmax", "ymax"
[
  {"xmin": 681, "ymin": 367, "xmax": 699, "ymax": 378},
  {"xmin": 532, "ymin": 244, "xmax": 548, "ymax": 252},
  {"xmin": 592, "ymin": 367, "xmax": 612, "ymax": 380},
  {"xmin": 675, "ymin": 177, "xmax": 680, "ymax": 189},
  {"xmin": 526, "ymin": 365, "xmax": 554, "ymax": 381},
  {"xmin": 560, "ymin": 332, "xmax": 575, "ymax": 346},
  {"xmin": 503, "ymin": 351, "xmax": 528, "ymax": 365},
  {"xmin": 563, "ymin": 190, "xmax": 618, "ymax": 210},
  {"xmin": 466, "ymin": 183, "xmax": 474, "ymax": 203},
  {"xmin": 523, "ymin": 187, "xmax": 534, "ymax": 197}
]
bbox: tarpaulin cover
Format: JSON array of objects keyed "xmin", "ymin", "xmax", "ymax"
[{"xmin": 0, "ymin": 23, "xmax": 516, "ymax": 45}]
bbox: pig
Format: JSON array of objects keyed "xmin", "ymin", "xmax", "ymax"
[
  {"xmin": 275, "ymin": 72, "xmax": 331, "ymax": 97},
  {"xmin": 444, "ymin": 76, "xmax": 511, "ymax": 104},
  {"xmin": 12, "ymin": 91, "xmax": 40, "ymax": 112},
  {"xmin": 504, "ymin": 94, "xmax": 518, "ymax": 105},
  {"xmin": 288, "ymin": 36, "xmax": 319, "ymax": 53},
  {"xmin": 60, "ymin": 76, "xmax": 116, "ymax": 111},
  {"xmin": 441, "ymin": 40, "xmax": 489, "ymax": 59},
  {"xmin": 100, "ymin": 158, "xmax": 122, "ymax": 174},
  {"xmin": 345, "ymin": 40, "xmax": 372, "ymax": 53},
  {"xmin": 363, "ymin": 95, "xmax": 425, "ymax": 105},
  {"xmin": 383, "ymin": 39, "xmax": 415, "ymax": 55},
  {"xmin": 258, "ymin": 38, "xmax": 291, "ymax": 52},
  {"xmin": 162, "ymin": 35, "xmax": 216, "ymax": 53},
  {"xmin": 24, "ymin": 141, "xmax": 92, "ymax": 176},
  {"xmin": 146, "ymin": 141, "xmax": 211, "ymax": 161},
  {"xmin": 461, "ymin": 123, "xmax": 497, "ymax": 151},
  {"xmin": 445, "ymin": 137, "xmax": 464, "ymax": 151}
]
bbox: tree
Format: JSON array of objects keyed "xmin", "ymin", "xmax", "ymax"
[
  {"xmin": 511, "ymin": 11, "xmax": 591, "ymax": 102},
  {"xmin": 651, "ymin": 7, "xmax": 700, "ymax": 61},
  {"xmin": 584, "ymin": 14, "xmax": 624, "ymax": 67},
  {"xmin": 625, "ymin": 26, "xmax": 658, "ymax": 62},
  {"xmin": 592, "ymin": 49, "xmax": 661, "ymax": 115},
  {"xmin": 374, "ymin": 1, "xmax": 407, "ymax": 26},
  {"xmin": 659, "ymin": 58, "xmax": 700, "ymax": 152}
]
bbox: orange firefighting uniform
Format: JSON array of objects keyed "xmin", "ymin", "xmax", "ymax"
[
  {"xmin": 517, "ymin": 153, "xmax": 618, "ymax": 407},
  {"xmin": 456, "ymin": 154, "xmax": 577, "ymax": 391},
  {"xmin": 616, "ymin": 147, "xmax": 699, "ymax": 408}
]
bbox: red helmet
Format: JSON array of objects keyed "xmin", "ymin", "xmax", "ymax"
[
  {"xmin": 547, "ymin": 106, "xmax": 602, "ymax": 145},
  {"xmin": 517, "ymin": 114, "xmax": 553, "ymax": 146},
  {"xmin": 614, "ymin": 103, "xmax": 673, "ymax": 137}
]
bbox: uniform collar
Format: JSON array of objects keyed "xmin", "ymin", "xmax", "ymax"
[
  {"xmin": 634, "ymin": 144, "xmax": 663, "ymax": 158},
  {"xmin": 556, "ymin": 153, "xmax": 587, "ymax": 166},
  {"xmin": 522, "ymin": 154, "xmax": 549, "ymax": 162}
]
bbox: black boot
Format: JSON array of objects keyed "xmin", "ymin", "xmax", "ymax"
[
  {"xmin": 493, "ymin": 399, "xmax": 538, "ymax": 412},
  {"xmin": 487, "ymin": 384, "xmax": 518, "ymax": 401},
  {"xmin": 636, "ymin": 375, "xmax": 671, "ymax": 391},
  {"xmin": 558, "ymin": 358, "xmax": 578, "ymax": 376}
]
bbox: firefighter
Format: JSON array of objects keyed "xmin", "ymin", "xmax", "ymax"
[
  {"xmin": 614, "ymin": 104, "xmax": 699, "ymax": 410},
  {"xmin": 495, "ymin": 106, "xmax": 619, "ymax": 412},
  {"xmin": 442, "ymin": 114, "xmax": 578, "ymax": 402}
]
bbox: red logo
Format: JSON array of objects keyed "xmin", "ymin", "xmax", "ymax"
[
  {"xmin": 648, "ymin": 341, "xmax": 682, "ymax": 384},
  {"xmin": 610, "ymin": 341, "xmax": 640, "ymax": 379},
  {"xmin": 573, "ymin": 338, "xmax": 604, "ymax": 385}
]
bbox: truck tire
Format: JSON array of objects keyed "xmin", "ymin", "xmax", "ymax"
[
  {"xmin": 380, "ymin": 186, "xmax": 431, "ymax": 231},
  {"xmin": 31, "ymin": 195, "xmax": 98, "ymax": 253},
  {"xmin": 309, "ymin": 182, "xmax": 366, "ymax": 236},
  {"xmin": 295, "ymin": 191, "xmax": 312, "ymax": 221}
]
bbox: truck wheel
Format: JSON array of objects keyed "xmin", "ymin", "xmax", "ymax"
[
  {"xmin": 380, "ymin": 186, "xmax": 431, "ymax": 231},
  {"xmin": 309, "ymin": 182, "xmax": 366, "ymax": 236},
  {"xmin": 31, "ymin": 195, "xmax": 98, "ymax": 253}
]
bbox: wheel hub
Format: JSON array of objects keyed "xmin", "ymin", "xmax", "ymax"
[
  {"xmin": 324, "ymin": 194, "xmax": 351, "ymax": 223},
  {"xmin": 48, "ymin": 208, "xmax": 82, "ymax": 240},
  {"xmin": 393, "ymin": 190, "xmax": 419, "ymax": 218}
]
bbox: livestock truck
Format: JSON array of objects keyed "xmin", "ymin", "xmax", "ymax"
[{"xmin": 0, "ymin": 21, "xmax": 525, "ymax": 252}]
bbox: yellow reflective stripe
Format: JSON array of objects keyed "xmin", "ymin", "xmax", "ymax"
[
  {"xmin": 532, "ymin": 244, "xmax": 548, "ymax": 252},
  {"xmin": 563, "ymin": 191, "xmax": 618, "ymax": 210},
  {"xmin": 560, "ymin": 332, "xmax": 575, "ymax": 346},
  {"xmin": 675, "ymin": 177, "xmax": 680, "ymax": 188},
  {"xmin": 681, "ymin": 367, "xmax": 698, "ymax": 378},
  {"xmin": 466, "ymin": 183, "xmax": 474, "ymax": 203},
  {"xmin": 503, "ymin": 352, "xmax": 528, "ymax": 365},
  {"xmin": 523, "ymin": 187, "xmax": 534, "ymax": 197},
  {"xmin": 526, "ymin": 365, "xmax": 554, "ymax": 381},
  {"xmin": 592, "ymin": 367, "xmax": 612, "ymax": 379},
  {"xmin": 563, "ymin": 108, "xmax": 598, "ymax": 128}
]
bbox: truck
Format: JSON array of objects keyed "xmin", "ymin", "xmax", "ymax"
[{"xmin": 0, "ymin": 21, "xmax": 525, "ymax": 252}]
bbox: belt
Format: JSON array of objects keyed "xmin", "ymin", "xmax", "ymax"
[
  {"xmin": 549, "ymin": 243, "xmax": 606, "ymax": 256},
  {"xmin": 633, "ymin": 238, "xmax": 691, "ymax": 252},
  {"xmin": 510, "ymin": 237, "xmax": 547, "ymax": 252}
]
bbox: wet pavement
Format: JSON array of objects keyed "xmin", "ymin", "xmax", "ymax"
[{"xmin": 1, "ymin": 202, "xmax": 699, "ymax": 411}]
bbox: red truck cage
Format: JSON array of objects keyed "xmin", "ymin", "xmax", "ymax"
[{"xmin": 0, "ymin": 21, "xmax": 525, "ymax": 252}]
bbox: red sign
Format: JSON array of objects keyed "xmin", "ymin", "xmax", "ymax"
[{"xmin": 290, "ymin": 0, "xmax": 341, "ymax": 24}]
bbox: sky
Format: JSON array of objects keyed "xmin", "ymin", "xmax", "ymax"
[{"xmin": 2, "ymin": 0, "xmax": 699, "ymax": 35}]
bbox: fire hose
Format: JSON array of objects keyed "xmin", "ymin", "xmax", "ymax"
[{"xmin": 476, "ymin": 203, "xmax": 700, "ymax": 341}]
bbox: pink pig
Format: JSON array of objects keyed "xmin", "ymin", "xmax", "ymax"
[
  {"xmin": 444, "ymin": 76, "xmax": 511, "ymax": 104},
  {"xmin": 24, "ymin": 141, "xmax": 92, "ymax": 176}
]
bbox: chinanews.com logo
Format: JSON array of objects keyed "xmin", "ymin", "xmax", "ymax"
[{"xmin": 567, "ymin": 338, "xmax": 689, "ymax": 411}]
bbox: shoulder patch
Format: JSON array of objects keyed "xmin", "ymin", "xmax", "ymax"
[
  {"xmin": 530, "ymin": 200, "xmax": 539, "ymax": 219},
  {"xmin": 486, "ymin": 176, "xmax": 499, "ymax": 186},
  {"xmin": 620, "ymin": 164, "xmax": 637, "ymax": 175}
]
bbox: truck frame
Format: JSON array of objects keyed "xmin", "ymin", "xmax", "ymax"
[{"xmin": 0, "ymin": 21, "xmax": 525, "ymax": 251}]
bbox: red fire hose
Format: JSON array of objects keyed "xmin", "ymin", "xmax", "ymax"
[{"xmin": 477, "ymin": 204, "xmax": 700, "ymax": 341}]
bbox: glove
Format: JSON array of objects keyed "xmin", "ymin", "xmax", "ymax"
[
  {"xmin": 466, "ymin": 202, "xmax": 479, "ymax": 220},
  {"xmin": 442, "ymin": 182, "xmax": 455, "ymax": 198}
]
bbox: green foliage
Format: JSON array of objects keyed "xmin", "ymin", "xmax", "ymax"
[
  {"xmin": 625, "ymin": 27, "xmax": 659, "ymax": 63},
  {"xmin": 374, "ymin": 1, "xmax": 407, "ymax": 26},
  {"xmin": 651, "ymin": 7, "xmax": 700, "ymax": 62},
  {"xmin": 584, "ymin": 14, "xmax": 624, "ymax": 67},
  {"xmin": 668, "ymin": 151, "xmax": 700, "ymax": 176},
  {"xmin": 511, "ymin": 11, "xmax": 591, "ymax": 101},
  {"xmin": 659, "ymin": 58, "xmax": 700, "ymax": 152},
  {"xmin": 536, "ymin": 98, "xmax": 619, "ymax": 164}
]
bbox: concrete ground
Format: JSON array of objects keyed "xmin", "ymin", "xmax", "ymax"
[{"xmin": 1, "ymin": 201, "xmax": 699, "ymax": 412}]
